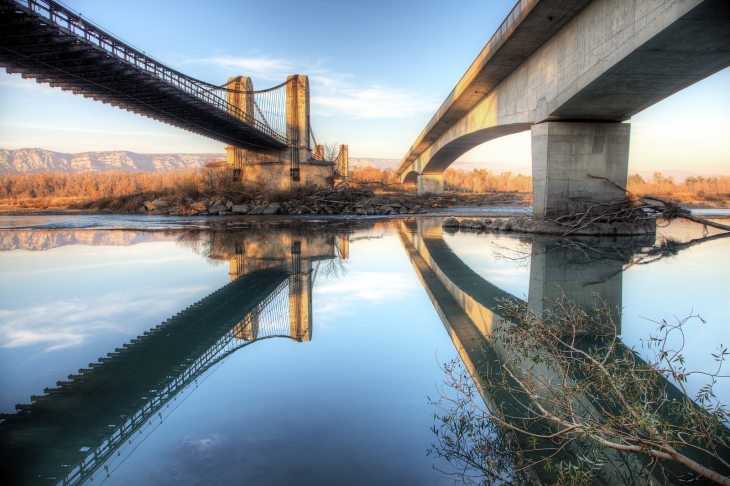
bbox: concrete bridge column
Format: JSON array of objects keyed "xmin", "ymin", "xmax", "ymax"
[
  {"xmin": 287, "ymin": 75, "xmax": 311, "ymax": 182},
  {"xmin": 225, "ymin": 76, "xmax": 254, "ymax": 179},
  {"xmin": 532, "ymin": 122, "xmax": 630, "ymax": 219},
  {"xmin": 417, "ymin": 174, "xmax": 444, "ymax": 195},
  {"xmin": 338, "ymin": 144, "xmax": 349, "ymax": 177}
]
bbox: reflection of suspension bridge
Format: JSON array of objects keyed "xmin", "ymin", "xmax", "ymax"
[
  {"xmin": 0, "ymin": 262, "xmax": 313, "ymax": 485},
  {"xmin": 0, "ymin": 0, "xmax": 348, "ymax": 188}
]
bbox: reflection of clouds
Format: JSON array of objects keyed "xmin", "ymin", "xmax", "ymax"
[
  {"xmin": 316, "ymin": 271, "xmax": 419, "ymax": 305},
  {"xmin": 0, "ymin": 285, "xmax": 213, "ymax": 351},
  {"xmin": 175, "ymin": 434, "xmax": 226, "ymax": 465},
  {"xmin": 2, "ymin": 254, "xmax": 194, "ymax": 278}
]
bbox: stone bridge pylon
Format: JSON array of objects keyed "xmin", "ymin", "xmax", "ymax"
[{"xmin": 224, "ymin": 74, "xmax": 347, "ymax": 190}]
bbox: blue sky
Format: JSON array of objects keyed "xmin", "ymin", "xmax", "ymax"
[{"xmin": 0, "ymin": 0, "xmax": 728, "ymax": 174}]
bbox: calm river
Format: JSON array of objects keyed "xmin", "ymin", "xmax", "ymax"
[{"xmin": 0, "ymin": 216, "xmax": 728, "ymax": 485}]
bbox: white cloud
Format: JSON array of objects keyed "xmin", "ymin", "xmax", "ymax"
[
  {"xmin": 313, "ymin": 86, "xmax": 439, "ymax": 119},
  {"xmin": 186, "ymin": 55, "xmax": 440, "ymax": 120},
  {"xmin": 184, "ymin": 55, "xmax": 295, "ymax": 82}
]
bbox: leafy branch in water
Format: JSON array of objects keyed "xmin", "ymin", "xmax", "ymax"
[{"xmin": 430, "ymin": 295, "xmax": 730, "ymax": 485}]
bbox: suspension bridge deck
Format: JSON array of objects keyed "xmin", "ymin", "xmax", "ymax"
[{"xmin": 0, "ymin": 0, "xmax": 288, "ymax": 150}]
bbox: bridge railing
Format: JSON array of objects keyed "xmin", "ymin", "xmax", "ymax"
[{"xmin": 13, "ymin": 0, "xmax": 288, "ymax": 144}]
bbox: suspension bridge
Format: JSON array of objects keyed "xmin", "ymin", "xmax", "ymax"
[
  {"xmin": 0, "ymin": 0, "xmax": 349, "ymax": 187},
  {"xmin": 0, "ymin": 227, "xmax": 341, "ymax": 485}
]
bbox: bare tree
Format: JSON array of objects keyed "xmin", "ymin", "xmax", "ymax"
[
  {"xmin": 322, "ymin": 142, "xmax": 340, "ymax": 163},
  {"xmin": 430, "ymin": 295, "xmax": 730, "ymax": 485}
]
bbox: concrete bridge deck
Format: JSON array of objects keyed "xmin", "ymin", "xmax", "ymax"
[{"xmin": 397, "ymin": 0, "xmax": 730, "ymax": 213}]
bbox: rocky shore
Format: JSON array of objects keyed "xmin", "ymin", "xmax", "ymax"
[
  {"xmin": 443, "ymin": 216, "xmax": 657, "ymax": 236},
  {"xmin": 139, "ymin": 196, "xmax": 429, "ymax": 216}
]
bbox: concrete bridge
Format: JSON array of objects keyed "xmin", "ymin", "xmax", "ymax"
[
  {"xmin": 0, "ymin": 0, "xmax": 349, "ymax": 189},
  {"xmin": 398, "ymin": 220, "xmax": 729, "ymax": 483},
  {"xmin": 0, "ymin": 227, "xmax": 345, "ymax": 486},
  {"xmin": 397, "ymin": 0, "xmax": 730, "ymax": 217}
]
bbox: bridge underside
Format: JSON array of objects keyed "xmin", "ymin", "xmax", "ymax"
[
  {"xmin": 397, "ymin": 0, "xmax": 730, "ymax": 209},
  {"xmin": 0, "ymin": 1, "xmax": 286, "ymax": 150}
]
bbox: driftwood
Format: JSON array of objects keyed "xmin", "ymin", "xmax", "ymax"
[{"xmin": 547, "ymin": 175, "xmax": 730, "ymax": 235}]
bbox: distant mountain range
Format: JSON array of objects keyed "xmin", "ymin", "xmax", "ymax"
[
  {"xmin": 1, "ymin": 149, "xmax": 724, "ymax": 179},
  {"xmin": 0, "ymin": 148, "xmax": 224, "ymax": 174}
]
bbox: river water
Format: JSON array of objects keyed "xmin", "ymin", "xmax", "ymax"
[{"xmin": 0, "ymin": 216, "xmax": 728, "ymax": 485}]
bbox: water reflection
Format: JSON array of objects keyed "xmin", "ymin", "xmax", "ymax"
[
  {"xmin": 0, "ymin": 226, "xmax": 349, "ymax": 486},
  {"xmin": 404, "ymin": 219, "xmax": 730, "ymax": 484}
]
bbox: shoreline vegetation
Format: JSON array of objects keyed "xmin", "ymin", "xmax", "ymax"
[{"xmin": 0, "ymin": 166, "xmax": 727, "ymax": 215}]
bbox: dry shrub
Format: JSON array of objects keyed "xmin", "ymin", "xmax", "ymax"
[
  {"xmin": 350, "ymin": 166, "xmax": 398, "ymax": 184},
  {"xmin": 628, "ymin": 172, "xmax": 730, "ymax": 198},
  {"xmin": 444, "ymin": 168, "xmax": 532, "ymax": 193},
  {"xmin": 0, "ymin": 166, "xmax": 259, "ymax": 203}
]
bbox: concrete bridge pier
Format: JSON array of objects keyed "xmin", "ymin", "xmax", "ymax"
[
  {"xmin": 417, "ymin": 174, "xmax": 444, "ymax": 195},
  {"xmin": 531, "ymin": 122, "xmax": 631, "ymax": 219},
  {"xmin": 225, "ymin": 74, "xmax": 335, "ymax": 190}
]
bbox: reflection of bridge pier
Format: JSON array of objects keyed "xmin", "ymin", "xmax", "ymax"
[
  {"xmin": 527, "ymin": 237, "xmax": 631, "ymax": 332},
  {"xmin": 223, "ymin": 230, "xmax": 336, "ymax": 342}
]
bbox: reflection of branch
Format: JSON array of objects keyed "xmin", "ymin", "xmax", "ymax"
[
  {"xmin": 490, "ymin": 231, "xmax": 730, "ymax": 288},
  {"xmin": 490, "ymin": 241, "xmax": 531, "ymax": 269},
  {"xmin": 318, "ymin": 257, "xmax": 349, "ymax": 280}
]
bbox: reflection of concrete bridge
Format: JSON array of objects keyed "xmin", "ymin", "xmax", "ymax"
[
  {"xmin": 0, "ymin": 228, "xmax": 344, "ymax": 485},
  {"xmin": 397, "ymin": 0, "xmax": 730, "ymax": 216},
  {"xmin": 399, "ymin": 220, "xmax": 728, "ymax": 483},
  {"xmin": 0, "ymin": 0, "xmax": 348, "ymax": 188}
]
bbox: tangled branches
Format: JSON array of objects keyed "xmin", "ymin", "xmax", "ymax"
[
  {"xmin": 547, "ymin": 176, "xmax": 730, "ymax": 236},
  {"xmin": 430, "ymin": 295, "xmax": 730, "ymax": 485}
]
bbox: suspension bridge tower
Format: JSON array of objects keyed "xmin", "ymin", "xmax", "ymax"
[{"xmin": 224, "ymin": 75, "xmax": 337, "ymax": 190}]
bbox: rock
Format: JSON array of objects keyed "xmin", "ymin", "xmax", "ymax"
[
  {"xmin": 218, "ymin": 208, "xmax": 229, "ymax": 215},
  {"xmin": 208, "ymin": 202, "xmax": 225, "ymax": 214},
  {"xmin": 483, "ymin": 218, "xmax": 493, "ymax": 224},
  {"xmin": 231, "ymin": 204, "xmax": 251, "ymax": 214},
  {"xmin": 399, "ymin": 207, "xmax": 409, "ymax": 214},
  {"xmin": 137, "ymin": 206, "xmax": 147, "ymax": 214},
  {"xmin": 355, "ymin": 208, "xmax": 367, "ymax": 215},
  {"xmin": 442, "ymin": 217, "xmax": 460, "ymax": 227},
  {"xmin": 143, "ymin": 201, "xmax": 155, "ymax": 211},
  {"xmin": 249, "ymin": 205, "xmax": 266, "ymax": 215},
  {"xmin": 225, "ymin": 200, "xmax": 233, "ymax": 209},
  {"xmin": 262, "ymin": 203, "xmax": 281, "ymax": 215},
  {"xmin": 151, "ymin": 198, "xmax": 170, "ymax": 209},
  {"xmin": 366, "ymin": 206, "xmax": 375, "ymax": 215},
  {"xmin": 497, "ymin": 221, "xmax": 512, "ymax": 231},
  {"xmin": 190, "ymin": 202, "xmax": 206, "ymax": 211}
]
